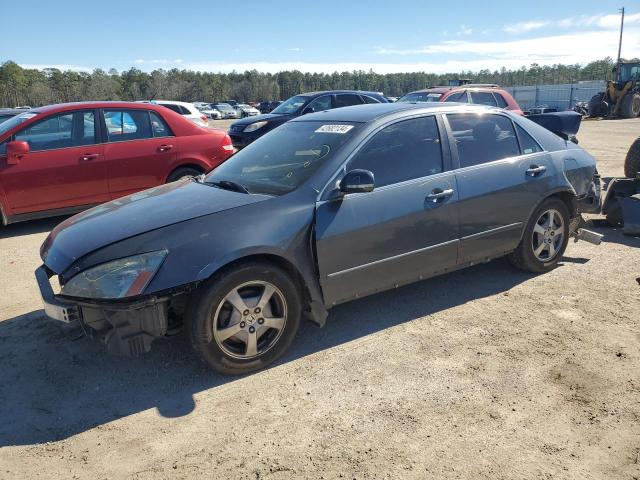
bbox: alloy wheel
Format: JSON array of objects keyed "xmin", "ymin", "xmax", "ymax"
[
  {"xmin": 212, "ymin": 281, "xmax": 287, "ymax": 359},
  {"xmin": 531, "ymin": 208, "xmax": 565, "ymax": 262}
]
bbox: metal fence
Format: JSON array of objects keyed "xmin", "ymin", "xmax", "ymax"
[{"xmin": 504, "ymin": 81, "xmax": 606, "ymax": 110}]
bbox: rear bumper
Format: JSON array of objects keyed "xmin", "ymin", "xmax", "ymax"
[{"xmin": 35, "ymin": 266, "xmax": 170, "ymax": 356}]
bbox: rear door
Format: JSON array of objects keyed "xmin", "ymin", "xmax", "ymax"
[
  {"xmin": 334, "ymin": 93, "xmax": 364, "ymax": 109},
  {"xmin": 315, "ymin": 115, "xmax": 459, "ymax": 305},
  {"xmin": 102, "ymin": 108, "xmax": 177, "ymax": 198},
  {"xmin": 444, "ymin": 112, "xmax": 553, "ymax": 264},
  {"xmin": 0, "ymin": 109, "xmax": 108, "ymax": 214}
]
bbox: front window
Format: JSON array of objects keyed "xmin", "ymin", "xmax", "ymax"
[
  {"xmin": 397, "ymin": 92, "xmax": 443, "ymax": 103},
  {"xmin": 271, "ymin": 96, "xmax": 308, "ymax": 114},
  {"xmin": 205, "ymin": 121, "xmax": 359, "ymax": 195},
  {"xmin": 15, "ymin": 111, "xmax": 95, "ymax": 151}
]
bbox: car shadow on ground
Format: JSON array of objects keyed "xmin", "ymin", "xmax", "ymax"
[
  {"xmin": 0, "ymin": 216, "xmax": 68, "ymax": 239},
  {"xmin": 0, "ymin": 257, "xmax": 536, "ymax": 447}
]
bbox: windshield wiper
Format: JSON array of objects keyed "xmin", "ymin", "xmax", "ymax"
[{"xmin": 205, "ymin": 179, "xmax": 250, "ymax": 194}]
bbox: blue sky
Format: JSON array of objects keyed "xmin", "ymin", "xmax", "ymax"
[{"xmin": 4, "ymin": 0, "xmax": 639, "ymax": 73}]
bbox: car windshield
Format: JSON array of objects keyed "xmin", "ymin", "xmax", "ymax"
[
  {"xmin": 216, "ymin": 104, "xmax": 233, "ymax": 112},
  {"xmin": 271, "ymin": 96, "xmax": 307, "ymax": 114},
  {"xmin": 0, "ymin": 111, "xmax": 38, "ymax": 136},
  {"xmin": 204, "ymin": 121, "xmax": 359, "ymax": 195},
  {"xmin": 397, "ymin": 92, "xmax": 443, "ymax": 103}
]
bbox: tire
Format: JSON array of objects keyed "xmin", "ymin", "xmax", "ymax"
[
  {"xmin": 508, "ymin": 198, "xmax": 570, "ymax": 273},
  {"xmin": 588, "ymin": 93, "xmax": 609, "ymax": 117},
  {"xmin": 620, "ymin": 93, "xmax": 640, "ymax": 119},
  {"xmin": 185, "ymin": 261, "xmax": 302, "ymax": 375},
  {"xmin": 624, "ymin": 137, "xmax": 640, "ymax": 178},
  {"xmin": 166, "ymin": 167, "xmax": 201, "ymax": 183}
]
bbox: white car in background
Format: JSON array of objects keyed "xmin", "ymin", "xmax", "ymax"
[
  {"xmin": 234, "ymin": 103, "xmax": 260, "ymax": 118},
  {"xmin": 198, "ymin": 103, "xmax": 223, "ymax": 120},
  {"xmin": 151, "ymin": 100, "xmax": 209, "ymax": 127},
  {"xmin": 212, "ymin": 103, "xmax": 240, "ymax": 119}
]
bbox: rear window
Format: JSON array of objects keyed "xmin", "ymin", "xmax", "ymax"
[
  {"xmin": 444, "ymin": 91, "xmax": 468, "ymax": 103},
  {"xmin": 447, "ymin": 113, "xmax": 520, "ymax": 168},
  {"xmin": 104, "ymin": 110, "xmax": 152, "ymax": 141},
  {"xmin": 160, "ymin": 104, "xmax": 183, "ymax": 115},
  {"xmin": 495, "ymin": 93, "xmax": 509, "ymax": 108},
  {"xmin": 398, "ymin": 92, "xmax": 442, "ymax": 103},
  {"xmin": 469, "ymin": 91, "xmax": 497, "ymax": 107}
]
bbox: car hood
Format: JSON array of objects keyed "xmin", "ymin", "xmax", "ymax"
[
  {"xmin": 231, "ymin": 112, "xmax": 294, "ymax": 127},
  {"xmin": 40, "ymin": 180, "xmax": 271, "ymax": 273}
]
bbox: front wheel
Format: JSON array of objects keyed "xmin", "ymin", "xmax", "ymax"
[
  {"xmin": 508, "ymin": 198, "xmax": 570, "ymax": 273},
  {"xmin": 186, "ymin": 261, "xmax": 302, "ymax": 375}
]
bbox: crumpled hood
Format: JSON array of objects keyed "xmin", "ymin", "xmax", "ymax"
[
  {"xmin": 41, "ymin": 180, "xmax": 270, "ymax": 273},
  {"xmin": 231, "ymin": 112, "xmax": 294, "ymax": 127}
]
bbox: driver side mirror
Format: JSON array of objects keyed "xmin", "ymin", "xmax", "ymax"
[
  {"xmin": 6, "ymin": 140, "xmax": 29, "ymax": 165},
  {"xmin": 339, "ymin": 169, "xmax": 375, "ymax": 194},
  {"xmin": 302, "ymin": 106, "xmax": 315, "ymax": 115}
]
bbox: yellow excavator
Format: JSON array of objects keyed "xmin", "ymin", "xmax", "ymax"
[{"xmin": 588, "ymin": 60, "xmax": 640, "ymax": 118}]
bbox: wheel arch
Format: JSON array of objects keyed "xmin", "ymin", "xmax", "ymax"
[
  {"xmin": 195, "ymin": 251, "xmax": 324, "ymax": 324},
  {"xmin": 165, "ymin": 163, "xmax": 207, "ymax": 182},
  {"xmin": 518, "ymin": 188, "xmax": 576, "ymax": 243}
]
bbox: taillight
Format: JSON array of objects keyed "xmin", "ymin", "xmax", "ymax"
[
  {"xmin": 221, "ymin": 134, "xmax": 234, "ymax": 153},
  {"xmin": 201, "ymin": 115, "xmax": 208, "ymax": 124}
]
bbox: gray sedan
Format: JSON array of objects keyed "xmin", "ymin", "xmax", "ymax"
[{"xmin": 36, "ymin": 103, "xmax": 601, "ymax": 374}]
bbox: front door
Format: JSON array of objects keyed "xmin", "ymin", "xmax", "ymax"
[
  {"xmin": 315, "ymin": 115, "xmax": 459, "ymax": 306},
  {"xmin": 1, "ymin": 110, "xmax": 109, "ymax": 214}
]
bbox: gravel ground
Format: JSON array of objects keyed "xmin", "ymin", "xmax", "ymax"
[{"xmin": 0, "ymin": 117, "xmax": 639, "ymax": 480}]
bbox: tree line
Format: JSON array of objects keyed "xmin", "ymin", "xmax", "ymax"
[{"xmin": 0, "ymin": 58, "xmax": 618, "ymax": 108}]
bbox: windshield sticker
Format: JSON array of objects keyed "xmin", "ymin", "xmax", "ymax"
[{"xmin": 315, "ymin": 124, "xmax": 354, "ymax": 134}]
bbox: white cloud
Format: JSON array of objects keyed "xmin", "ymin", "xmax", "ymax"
[
  {"xmin": 374, "ymin": 28, "xmax": 640, "ymax": 65},
  {"xmin": 134, "ymin": 58, "xmax": 183, "ymax": 65},
  {"xmin": 503, "ymin": 21, "xmax": 548, "ymax": 34},
  {"xmin": 456, "ymin": 25, "xmax": 473, "ymax": 36},
  {"xmin": 288, "ymin": 47, "xmax": 303, "ymax": 52}
]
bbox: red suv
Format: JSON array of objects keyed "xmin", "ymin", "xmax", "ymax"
[
  {"xmin": 0, "ymin": 102, "xmax": 233, "ymax": 224},
  {"xmin": 398, "ymin": 84, "xmax": 524, "ymax": 115}
]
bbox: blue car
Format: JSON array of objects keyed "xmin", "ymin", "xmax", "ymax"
[
  {"xmin": 228, "ymin": 90, "xmax": 388, "ymax": 148},
  {"xmin": 36, "ymin": 103, "xmax": 601, "ymax": 374}
]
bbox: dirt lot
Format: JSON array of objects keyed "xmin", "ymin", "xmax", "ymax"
[{"xmin": 0, "ymin": 118, "xmax": 639, "ymax": 480}]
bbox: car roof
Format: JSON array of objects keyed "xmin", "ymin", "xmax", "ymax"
[
  {"xmin": 30, "ymin": 101, "xmax": 171, "ymax": 115},
  {"xmin": 297, "ymin": 90, "xmax": 383, "ymax": 98},
  {"xmin": 407, "ymin": 87, "xmax": 453, "ymax": 94},
  {"xmin": 292, "ymin": 102, "xmax": 495, "ymax": 123},
  {"xmin": 151, "ymin": 100, "xmax": 195, "ymax": 107}
]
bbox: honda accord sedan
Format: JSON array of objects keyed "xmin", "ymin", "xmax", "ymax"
[{"xmin": 36, "ymin": 103, "xmax": 601, "ymax": 374}]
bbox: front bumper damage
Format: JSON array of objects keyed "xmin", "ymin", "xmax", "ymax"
[{"xmin": 35, "ymin": 266, "xmax": 170, "ymax": 356}]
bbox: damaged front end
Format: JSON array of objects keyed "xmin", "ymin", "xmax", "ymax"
[{"xmin": 35, "ymin": 264, "xmax": 190, "ymax": 357}]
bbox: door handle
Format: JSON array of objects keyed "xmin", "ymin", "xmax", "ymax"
[
  {"xmin": 80, "ymin": 153, "xmax": 99, "ymax": 161},
  {"xmin": 426, "ymin": 188, "xmax": 454, "ymax": 202},
  {"xmin": 158, "ymin": 144, "xmax": 174, "ymax": 152},
  {"xmin": 526, "ymin": 165, "xmax": 547, "ymax": 177}
]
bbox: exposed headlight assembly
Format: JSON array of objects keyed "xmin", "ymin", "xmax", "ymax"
[
  {"xmin": 243, "ymin": 121, "xmax": 268, "ymax": 133},
  {"xmin": 62, "ymin": 251, "xmax": 167, "ymax": 299}
]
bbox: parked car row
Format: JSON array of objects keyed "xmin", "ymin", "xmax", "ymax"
[{"xmin": 229, "ymin": 90, "xmax": 388, "ymax": 148}]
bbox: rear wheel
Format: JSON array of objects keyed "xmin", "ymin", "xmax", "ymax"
[
  {"xmin": 620, "ymin": 93, "xmax": 640, "ymax": 119},
  {"xmin": 624, "ymin": 137, "xmax": 640, "ymax": 178},
  {"xmin": 508, "ymin": 198, "xmax": 570, "ymax": 273},
  {"xmin": 185, "ymin": 261, "xmax": 302, "ymax": 375},
  {"xmin": 166, "ymin": 167, "xmax": 202, "ymax": 183},
  {"xmin": 588, "ymin": 93, "xmax": 609, "ymax": 117}
]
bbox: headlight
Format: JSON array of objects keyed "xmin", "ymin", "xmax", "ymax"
[
  {"xmin": 62, "ymin": 251, "xmax": 167, "ymax": 299},
  {"xmin": 243, "ymin": 121, "xmax": 268, "ymax": 133}
]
